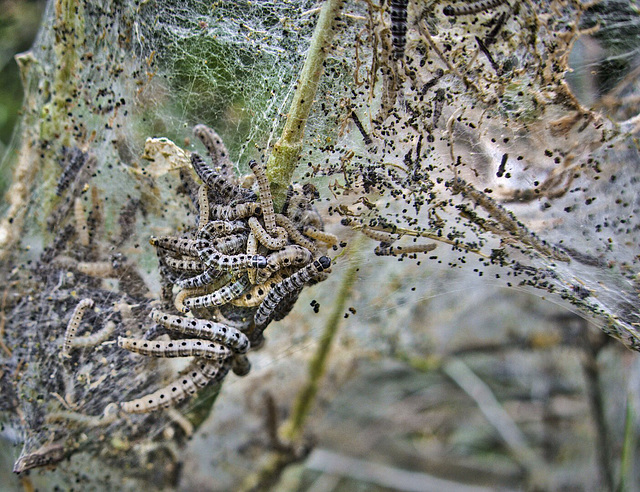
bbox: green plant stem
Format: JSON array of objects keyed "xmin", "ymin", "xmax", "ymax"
[
  {"xmin": 265, "ymin": 0, "xmax": 344, "ymax": 211},
  {"xmin": 280, "ymin": 245, "xmax": 360, "ymax": 443}
]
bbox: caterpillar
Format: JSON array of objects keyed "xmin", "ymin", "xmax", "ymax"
[
  {"xmin": 74, "ymin": 197, "xmax": 90, "ymax": 246},
  {"xmin": 248, "ymin": 217, "xmax": 289, "ymax": 250},
  {"xmin": 390, "ymin": 0, "xmax": 409, "ymax": 60},
  {"xmin": 197, "ymin": 220, "xmax": 248, "ymax": 240},
  {"xmin": 209, "ymin": 202, "xmax": 262, "ymax": 221},
  {"xmin": 182, "ymin": 275, "xmax": 251, "ymax": 310},
  {"xmin": 360, "ymin": 226, "xmax": 399, "ymax": 244},
  {"xmin": 256, "ymin": 245, "xmax": 313, "ymax": 284},
  {"xmin": 275, "ymin": 214, "xmax": 318, "ymax": 252},
  {"xmin": 198, "ymin": 243, "xmax": 267, "ymax": 271},
  {"xmin": 118, "ymin": 337, "xmax": 232, "ymax": 360},
  {"xmin": 301, "ymin": 225, "xmax": 338, "ymax": 246},
  {"xmin": 150, "ymin": 236, "xmax": 204, "ymax": 258},
  {"xmin": 374, "ymin": 243, "xmax": 437, "ymax": 256},
  {"xmin": 62, "ymin": 298, "xmax": 95, "ymax": 358},
  {"xmin": 164, "ymin": 256, "xmax": 206, "ymax": 273},
  {"xmin": 193, "ymin": 124, "xmax": 234, "ymax": 178},
  {"xmin": 70, "ymin": 320, "xmax": 116, "ymax": 349},
  {"xmin": 150, "ymin": 309, "xmax": 250, "ymax": 354},
  {"xmin": 191, "ymin": 153, "xmax": 251, "ymax": 203},
  {"xmin": 175, "ymin": 266, "xmax": 227, "ymax": 290},
  {"xmin": 254, "ymin": 256, "xmax": 331, "ymax": 328},
  {"xmin": 443, "ymin": 0, "xmax": 507, "ymax": 17},
  {"xmin": 120, "ymin": 358, "xmax": 230, "ymax": 414},
  {"xmin": 251, "ymin": 289, "xmax": 301, "ymax": 346},
  {"xmin": 211, "ymin": 233, "xmax": 248, "ymax": 255},
  {"xmin": 55, "ymin": 146, "xmax": 88, "ymax": 196},
  {"xmin": 248, "ymin": 160, "xmax": 277, "ymax": 234},
  {"xmin": 231, "ymin": 272, "xmax": 286, "ymax": 307},
  {"xmin": 198, "ymin": 185, "xmax": 210, "ymax": 228},
  {"xmin": 246, "ymin": 231, "xmax": 259, "ymax": 285},
  {"xmin": 13, "ymin": 443, "xmax": 66, "ymax": 473},
  {"xmin": 175, "ymin": 286, "xmax": 210, "ymax": 313}
]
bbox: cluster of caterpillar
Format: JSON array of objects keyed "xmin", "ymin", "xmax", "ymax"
[{"xmin": 114, "ymin": 125, "xmax": 336, "ymax": 413}]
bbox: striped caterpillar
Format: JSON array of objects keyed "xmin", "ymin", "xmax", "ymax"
[
  {"xmin": 182, "ymin": 275, "xmax": 251, "ymax": 310},
  {"xmin": 390, "ymin": 0, "xmax": 408, "ymax": 60},
  {"xmin": 443, "ymin": 0, "xmax": 507, "ymax": 17},
  {"xmin": 209, "ymin": 202, "xmax": 262, "ymax": 221},
  {"xmin": 120, "ymin": 358, "xmax": 230, "ymax": 414},
  {"xmin": 198, "ymin": 220, "xmax": 248, "ymax": 240},
  {"xmin": 175, "ymin": 266, "xmax": 227, "ymax": 290},
  {"xmin": 210, "ymin": 233, "xmax": 249, "ymax": 255},
  {"xmin": 198, "ymin": 243, "xmax": 267, "ymax": 271},
  {"xmin": 248, "ymin": 160, "xmax": 277, "ymax": 234},
  {"xmin": 55, "ymin": 146, "xmax": 89, "ymax": 196},
  {"xmin": 118, "ymin": 337, "xmax": 231, "ymax": 360},
  {"xmin": 150, "ymin": 309, "xmax": 249, "ymax": 353},
  {"xmin": 254, "ymin": 256, "xmax": 331, "ymax": 328},
  {"xmin": 198, "ymin": 185, "xmax": 210, "ymax": 228},
  {"xmin": 191, "ymin": 153, "xmax": 253, "ymax": 203},
  {"xmin": 62, "ymin": 298, "xmax": 94, "ymax": 358}
]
